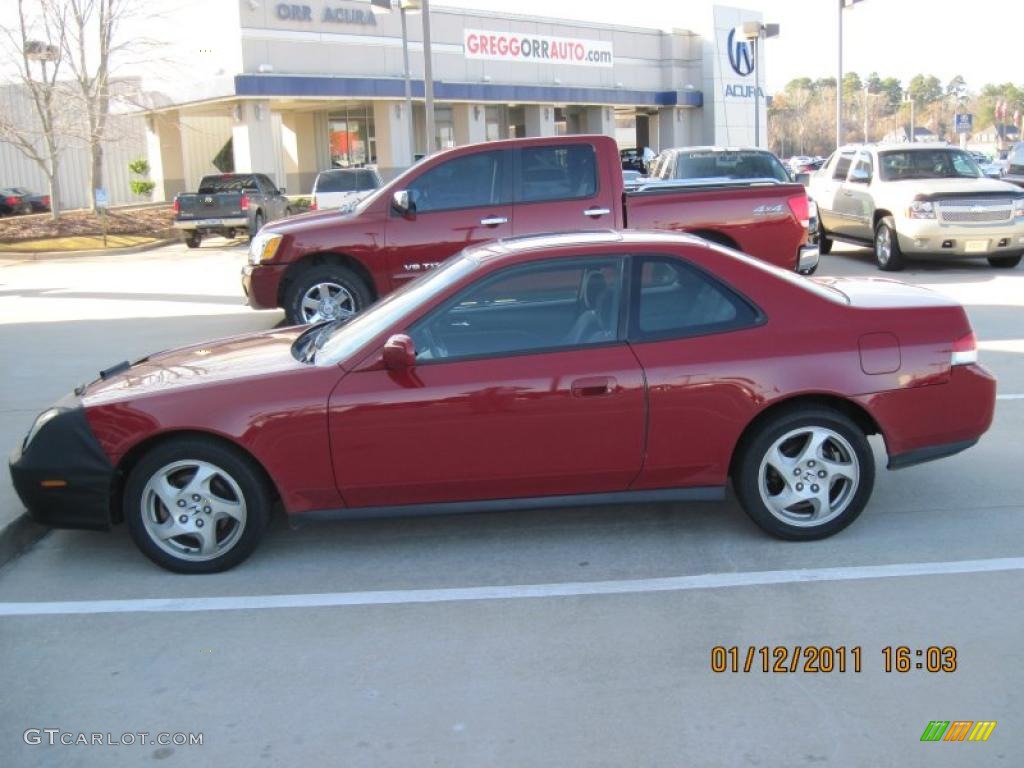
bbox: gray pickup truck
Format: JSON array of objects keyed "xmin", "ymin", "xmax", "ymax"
[{"xmin": 172, "ymin": 173, "xmax": 293, "ymax": 248}]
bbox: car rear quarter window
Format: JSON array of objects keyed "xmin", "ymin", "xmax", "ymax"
[
  {"xmin": 630, "ymin": 255, "xmax": 762, "ymax": 342},
  {"xmin": 832, "ymin": 154, "xmax": 854, "ymax": 180},
  {"xmin": 517, "ymin": 144, "xmax": 598, "ymax": 203}
]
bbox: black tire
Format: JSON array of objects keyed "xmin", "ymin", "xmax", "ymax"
[
  {"xmin": 283, "ymin": 263, "xmax": 373, "ymax": 326},
  {"xmin": 817, "ymin": 218, "xmax": 833, "ymax": 255},
  {"xmin": 874, "ymin": 216, "xmax": 905, "ymax": 271},
  {"xmin": 250, "ymin": 211, "xmax": 264, "ymax": 239},
  {"xmin": 988, "ymin": 254, "xmax": 1022, "ymax": 268},
  {"xmin": 733, "ymin": 407, "xmax": 875, "ymax": 541},
  {"xmin": 123, "ymin": 437, "xmax": 272, "ymax": 573},
  {"xmin": 185, "ymin": 231, "xmax": 202, "ymax": 249}
]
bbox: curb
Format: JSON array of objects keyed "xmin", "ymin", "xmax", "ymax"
[
  {"xmin": 0, "ymin": 237, "xmax": 179, "ymax": 261},
  {"xmin": 0, "ymin": 511, "xmax": 48, "ymax": 569}
]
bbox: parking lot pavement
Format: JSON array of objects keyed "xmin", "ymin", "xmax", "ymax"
[{"xmin": 1, "ymin": 240, "xmax": 1022, "ymax": 765}]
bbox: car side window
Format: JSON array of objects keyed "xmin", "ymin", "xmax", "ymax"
[
  {"xmin": 630, "ymin": 255, "xmax": 761, "ymax": 341},
  {"xmin": 408, "ymin": 257, "xmax": 625, "ymax": 362},
  {"xmin": 407, "ymin": 150, "xmax": 509, "ymax": 213},
  {"xmin": 517, "ymin": 144, "xmax": 598, "ymax": 203},
  {"xmin": 850, "ymin": 153, "xmax": 872, "ymax": 181},
  {"xmin": 257, "ymin": 175, "xmax": 278, "ymax": 194},
  {"xmin": 832, "ymin": 153, "xmax": 854, "ymax": 180}
]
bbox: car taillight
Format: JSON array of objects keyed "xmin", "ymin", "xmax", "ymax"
[
  {"xmin": 310, "ymin": 200, "xmax": 317, "ymax": 210},
  {"xmin": 172, "ymin": 196, "xmax": 179, "ymax": 213},
  {"xmin": 240, "ymin": 194, "xmax": 250, "ymax": 211},
  {"xmin": 5, "ymin": 196, "xmax": 19, "ymax": 206},
  {"xmin": 787, "ymin": 193, "xmax": 810, "ymax": 228},
  {"xmin": 42, "ymin": 196, "xmax": 50, "ymax": 207},
  {"xmin": 951, "ymin": 332, "xmax": 978, "ymax": 366}
]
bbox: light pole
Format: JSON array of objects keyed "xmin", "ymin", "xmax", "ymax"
[
  {"xmin": 836, "ymin": 0, "xmax": 865, "ymax": 149},
  {"xmin": 735, "ymin": 21, "xmax": 779, "ymax": 149},
  {"xmin": 370, "ymin": 0, "xmax": 431, "ymax": 158},
  {"xmin": 903, "ymin": 94, "xmax": 915, "ymax": 143}
]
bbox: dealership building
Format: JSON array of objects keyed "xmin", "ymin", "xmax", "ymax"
[{"xmin": 108, "ymin": 3, "xmax": 770, "ymax": 203}]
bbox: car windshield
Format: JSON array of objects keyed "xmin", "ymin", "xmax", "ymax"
[
  {"xmin": 315, "ymin": 254, "xmax": 480, "ymax": 366},
  {"xmin": 674, "ymin": 151, "xmax": 790, "ymax": 182},
  {"xmin": 877, "ymin": 150, "xmax": 981, "ymax": 180}
]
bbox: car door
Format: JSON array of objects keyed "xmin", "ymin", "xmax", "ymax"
[
  {"xmin": 256, "ymin": 174, "xmax": 287, "ymax": 220},
  {"xmin": 385, "ymin": 149, "xmax": 513, "ymax": 286},
  {"xmin": 512, "ymin": 142, "xmax": 617, "ymax": 234},
  {"xmin": 625, "ymin": 252, "xmax": 767, "ymax": 490},
  {"xmin": 841, "ymin": 151, "xmax": 875, "ymax": 240},
  {"xmin": 814, "ymin": 151, "xmax": 855, "ymax": 233},
  {"xmin": 328, "ymin": 255, "xmax": 646, "ymax": 508}
]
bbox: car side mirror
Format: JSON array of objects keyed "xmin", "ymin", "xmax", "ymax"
[
  {"xmin": 382, "ymin": 334, "xmax": 416, "ymax": 370},
  {"xmin": 392, "ymin": 189, "xmax": 412, "ymax": 215},
  {"xmin": 848, "ymin": 168, "xmax": 871, "ymax": 184}
]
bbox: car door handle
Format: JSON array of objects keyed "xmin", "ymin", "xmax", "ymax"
[
  {"xmin": 571, "ymin": 376, "xmax": 616, "ymax": 397},
  {"xmin": 583, "ymin": 207, "xmax": 611, "ymax": 217},
  {"xmin": 480, "ymin": 216, "xmax": 508, "ymax": 226}
]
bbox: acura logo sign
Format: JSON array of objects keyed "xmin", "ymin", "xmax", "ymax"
[{"xmin": 727, "ymin": 28, "xmax": 754, "ymax": 77}]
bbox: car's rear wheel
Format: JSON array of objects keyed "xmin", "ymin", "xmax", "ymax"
[
  {"xmin": 817, "ymin": 218, "xmax": 833, "ymax": 255},
  {"xmin": 185, "ymin": 231, "xmax": 202, "ymax": 249},
  {"xmin": 988, "ymin": 254, "xmax": 1021, "ymax": 268},
  {"xmin": 874, "ymin": 217, "xmax": 905, "ymax": 271},
  {"xmin": 283, "ymin": 264, "xmax": 372, "ymax": 325},
  {"xmin": 124, "ymin": 437, "xmax": 272, "ymax": 573},
  {"xmin": 250, "ymin": 212, "xmax": 264, "ymax": 239},
  {"xmin": 734, "ymin": 407, "xmax": 874, "ymax": 540}
]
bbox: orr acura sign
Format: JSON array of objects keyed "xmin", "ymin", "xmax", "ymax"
[{"xmin": 464, "ymin": 30, "xmax": 613, "ymax": 68}]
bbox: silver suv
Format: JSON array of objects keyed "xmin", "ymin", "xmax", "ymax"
[{"xmin": 810, "ymin": 143, "xmax": 1024, "ymax": 270}]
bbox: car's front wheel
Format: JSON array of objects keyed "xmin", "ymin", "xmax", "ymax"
[
  {"xmin": 283, "ymin": 264, "xmax": 372, "ymax": 325},
  {"xmin": 988, "ymin": 254, "xmax": 1021, "ymax": 268},
  {"xmin": 874, "ymin": 217, "xmax": 905, "ymax": 271},
  {"xmin": 124, "ymin": 437, "xmax": 272, "ymax": 573},
  {"xmin": 734, "ymin": 407, "xmax": 875, "ymax": 540}
]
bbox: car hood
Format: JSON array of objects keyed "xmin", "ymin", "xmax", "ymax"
[
  {"xmin": 264, "ymin": 208, "xmax": 357, "ymax": 232},
  {"xmin": 81, "ymin": 327, "xmax": 308, "ymax": 406},
  {"xmin": 812, "ymin": 276, "xmax": 959, "ymax": 308},
  {"xmin": 887, "ymin": 177, "xmax": 1022, "ymax": 198}
]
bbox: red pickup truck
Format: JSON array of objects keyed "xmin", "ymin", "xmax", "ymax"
[{"xmin": 243, "ymin": 134, "xmax": 817, "ymax": 325}]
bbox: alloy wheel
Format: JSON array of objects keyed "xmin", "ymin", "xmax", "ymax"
[{"xmin": 300, "ymin": 282, "xmax": 356, "ymax": 324}]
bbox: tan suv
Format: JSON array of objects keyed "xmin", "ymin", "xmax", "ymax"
[{"xmin": 810, "ymin": 143, "xmax": 1024, "ymax": 270}]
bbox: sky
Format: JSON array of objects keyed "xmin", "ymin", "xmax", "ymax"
[{"xmin": 435, "ymin": 0, "xmax": 1023, "ymax": 94}]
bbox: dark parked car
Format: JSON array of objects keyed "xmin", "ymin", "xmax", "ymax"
[
  {"xmin": 172, "ymin": 173, "xmax": 294, "ymax": 248},
  {"xmin": 0, "ymin": 187, "xmax": 50, "ymax": 215},
  {"xmin": 10, "ymin": 231, "xmax": 995, "ymax": 572}
]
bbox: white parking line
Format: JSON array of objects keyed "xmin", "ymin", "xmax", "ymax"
[{"xmin": 1, "ymin": 557, "xmax": 1023, "ymax": 617}]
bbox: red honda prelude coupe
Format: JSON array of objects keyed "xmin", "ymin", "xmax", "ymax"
[{"xmin": 10, "ymin": 231, "xmax": 996, "ymax": 572}]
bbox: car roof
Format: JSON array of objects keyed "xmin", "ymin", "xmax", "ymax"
[{"xmin": 665, "ymin": 146, "xmax": 769, "ymax": 154}]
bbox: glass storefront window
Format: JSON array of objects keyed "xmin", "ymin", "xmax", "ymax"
[{"xmin": 329, "ymin": 105, "xmax": 376, "ymax": 168}]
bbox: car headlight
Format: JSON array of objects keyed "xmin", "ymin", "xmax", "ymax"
[
  {"xmin": 908, "ymin": 200, "xmax": 935, "ymax": 219},
  {"xmin": 1014, "ymin": 198, "xmax": 1024, "ymax": 219},
  {"xmin": 23, "ymin": 408, "xmax": 60, "ymax": 451},
  {"xmin": 248, "ymin": 233, "xmax": 283, "ymax": 266}
]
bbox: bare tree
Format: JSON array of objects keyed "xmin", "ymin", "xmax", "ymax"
[
  {"xmin": 0, "ymin": 0, "xmax": 70, "ymax": 220},
  {"xmin": 62, "ymin": 0, "xmax": 153, "ymax": 211}
]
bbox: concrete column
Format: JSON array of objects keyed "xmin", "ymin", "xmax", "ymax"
[
  {"xmin": 582, "ymin": 106, "xmax": 616, "ymax": 138},
  {"xmin": 373, "ymin": 100, "xmax": 414, "ymax": 182},
  {"xmin": 231, "ymin": 100, "xmax": 277, "ymax": 175},
  {"xmin": 281, "ymin": 112, "xmax": 319, "ymax": 196},
  {"xmin": 658, "ymin": 107, "xmax": 686, "ymax": 150},
  {"xmin": 146, "ymin": 111, "xmax": 186, "ymax": 202},
  {"xmin": 524, "ymin": 105, "xmax": 556, "ymax": 137},
  {"xmin": 648, "ymin": 113, "xmax": 661, "ymax": 154},
  {"xmin": 453, "ymin": 103, "xmax": 487, "ymax": 146}
]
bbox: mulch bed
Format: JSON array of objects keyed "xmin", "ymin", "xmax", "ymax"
[{"xmin": 0, "ymin": 206, "xmax": 176, "ymax": 244}]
